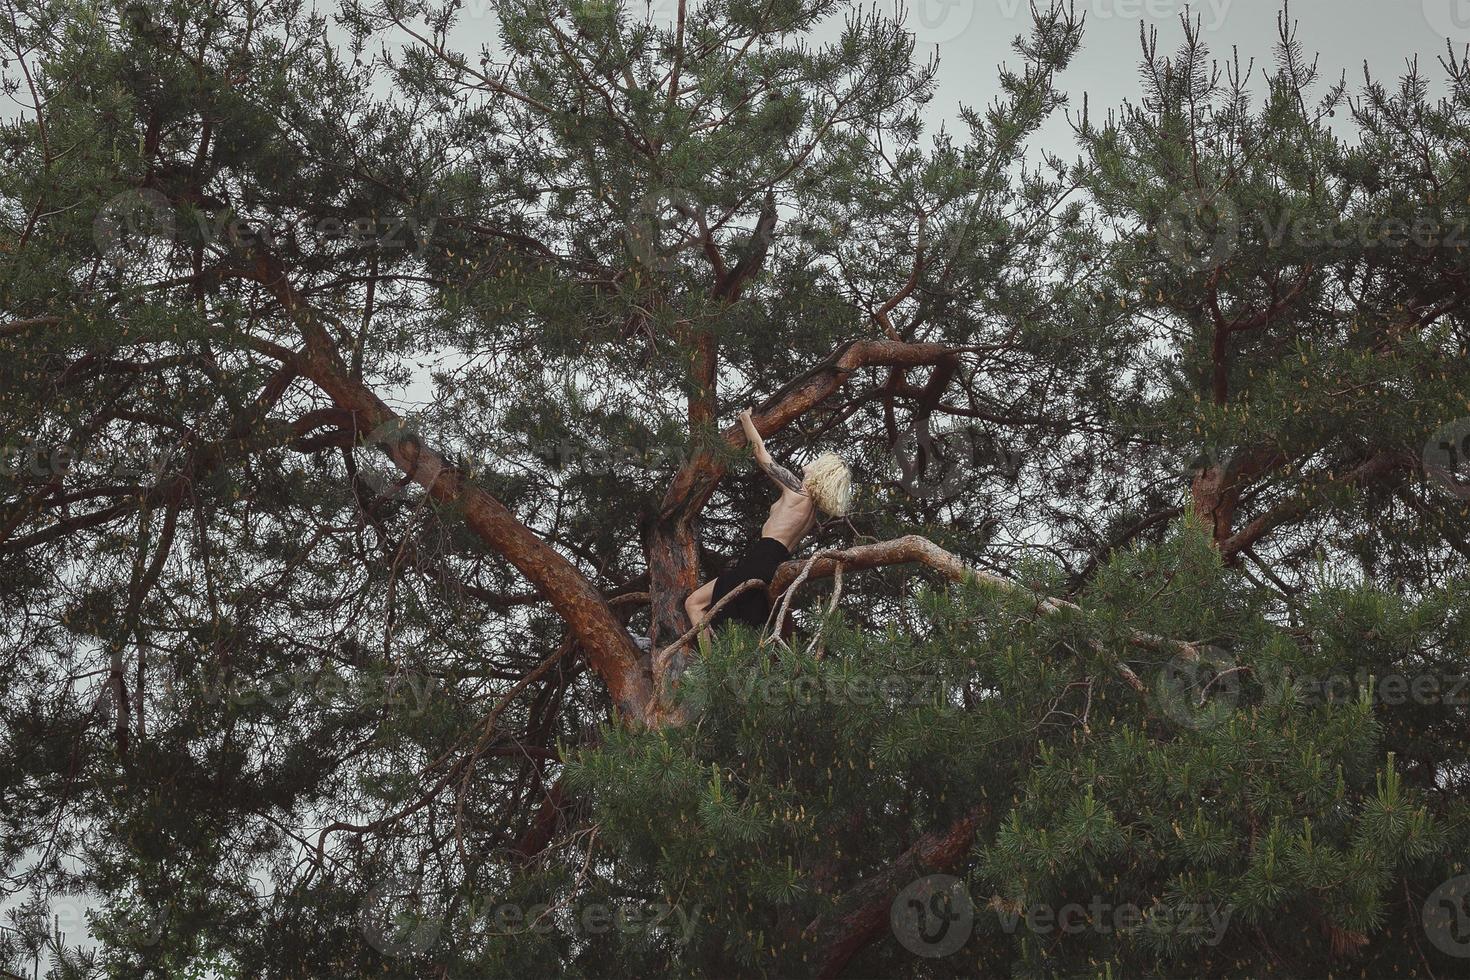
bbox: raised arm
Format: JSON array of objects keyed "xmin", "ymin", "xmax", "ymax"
[{"xmin": 739, "ymin": 409, "xmax": 805, "ymax": 494}]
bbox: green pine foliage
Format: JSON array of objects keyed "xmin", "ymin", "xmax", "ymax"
[
  {"xmin": 0, "ymin": 0, "xmax": 1467, "ymax": 976},
  {"xmin": 566, "ymin": 524, "xmax": 1468, "ymax": 977}
]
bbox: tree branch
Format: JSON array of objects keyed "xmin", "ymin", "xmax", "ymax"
[
  {"xmin": 767, "ymin": 534, "xmax": 1211, "ymax": 691},
  {"xmin": 234, "ymin": 246, "xmax": 656, "ymax": 723},
  {"xmin": 1218, "ymin": 449, "xmax": 1412, "ymax": 559},
  {"xmin": 805, "ymin": 804, "xmax": 988, "ymax": 979}
]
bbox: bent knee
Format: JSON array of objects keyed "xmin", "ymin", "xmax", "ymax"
[{"xmin": 684, "ymin": 594, "xmax": 705, "ymax": 624}]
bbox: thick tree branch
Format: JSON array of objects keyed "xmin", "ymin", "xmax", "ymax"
[
  {"xmin": 236, "ymin": 247, "xmax": 656, "ymax": 723},
  {"xmin": 657, "ymin": 339, "xmax": 964, "ymax": 526},
  {"xmin": 767, "ymin": 534, "xmax": 1218, "ymax": 691},
  {"xmin": 1217, "ymin": 449, "xmax": 1413, "ymax": 559},
  {"xmin": 0, "ymin": 315, "xmax": 62, "ymax": 337},
  {"xmin": 806, "ymin": 804, "xmax": 988, "ymax": 979}
]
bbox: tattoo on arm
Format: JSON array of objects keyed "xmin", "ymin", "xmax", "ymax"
[{"xmin": 763, "ymin": 459, "xmax": 806, "ymax": 494}]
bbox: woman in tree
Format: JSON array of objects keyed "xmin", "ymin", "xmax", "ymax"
[{"xmin": 683, "ymin": 409, "xmax": 851, "ymax": 640}]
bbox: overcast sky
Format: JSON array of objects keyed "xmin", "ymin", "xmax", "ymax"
[
  {"xmin": 435, "ymin": 0, "xmax": 1467, "ymax": 156},
  {"xmin": 893, "ymin": 0, "xmax": 1465, "ymax": 150},
  {"xmin": 4, "ymin": 2, "xmax": 1459, "ymax": 155},
  {"xmin": 892, "ymin": 0, "xmax": 1461, "ymax": 125}
]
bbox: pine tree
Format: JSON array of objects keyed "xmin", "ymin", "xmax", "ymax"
[{"xmin": 0, "ymin": 0, "xmax": 1466, "ymax": 977}]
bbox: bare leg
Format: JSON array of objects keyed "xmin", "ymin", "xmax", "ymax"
[{"xmin": 684, "ymin": 580, "xmax": 716, "ymax": 651}]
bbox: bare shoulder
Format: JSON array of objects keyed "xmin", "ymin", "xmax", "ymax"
[
  {"xmin": 766, "ymin": 459, "xmax": 805, "ymax": 494},
  {"xmin": 779, "ymin": 484, "xmax": 812, "ymax": 503}
]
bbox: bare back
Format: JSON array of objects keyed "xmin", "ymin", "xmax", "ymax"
[
  {"xmin": 740, "ymin": 408, "xmax": 820, "ymax": 550},
  {"xmin": 761, "ymin": 486, "xmax": 818, "ymax": 550}
]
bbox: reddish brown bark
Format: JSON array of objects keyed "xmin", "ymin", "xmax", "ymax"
[
  {"xmin": 512, "ymin": 779, "xmax": 568, "ymax": 863},
  {"xmin": 646, "ymin": 340, "xmax": 964, "ymax": 683},
  {"xmin": 1217, "ymin": 450, "xmax": 1411, "ymax": 560},
  {"xmin": 1190, "ymin": 446, "xmax": 1410, "ymax": 558},
  {"xmin": 657, "ymin": 339, "xmax": 960, "ymax": 533},
  {"xmin": 644, "ymin": 198, "xmax": 774, "ymax": 650},
  {"xmin": 1197, "ymin": 265, "xmax": 1314, "ymax": 544},
  {"xmin": 805, "ymin": 805, "xmax": 987, "ymax": 979},
  {"xmin": 241, "ymin": 250, "xmax": 656, "ymax": 722},
  {"xmin": 1190, "ymin": 447, "xmax": 1289, "ymax": 548},
  {"xmin": 1191, "ymin": 463, "xmax": 1246, "ymax": 544}
]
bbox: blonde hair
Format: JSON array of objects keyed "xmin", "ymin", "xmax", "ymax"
[{"xmin": 802, "ymin": 452, "xmax": 852, "ymax": 517}]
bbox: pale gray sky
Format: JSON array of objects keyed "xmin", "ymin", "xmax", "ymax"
[
  {"xmin": 433, "ymin": 0, "xmax": 1466, "ymax": 155},
  {"xmin": 894, "ymin": 0, "xmax": 1465, "ymax": 149},
  {"xmin": 901, "ymin": 0, "xmax": 1462, "ymax": 119},
  {"xmin": 6, "ymin": 2, "xmax": 1459, "ymax": 154}
]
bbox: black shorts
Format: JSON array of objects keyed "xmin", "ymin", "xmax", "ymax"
[{"xmin": 708, "ymin": 537, "xmax": 790, "ymax": 632}]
